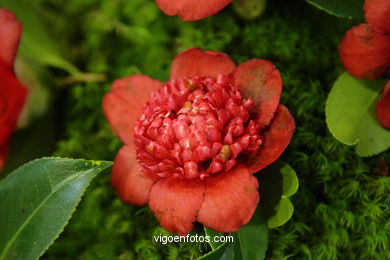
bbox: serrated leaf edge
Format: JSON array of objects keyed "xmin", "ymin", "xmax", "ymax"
[
  {"xmin": 0, "ymin": 158, "xmax": 112, "ymax": 259},
  {"xmin": 37, "ymin": 168, "xmax": 109, "ymax": 259}
]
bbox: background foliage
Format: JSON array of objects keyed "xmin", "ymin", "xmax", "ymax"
[{"xmin": 3, "ymin": 0, "xmax": 390, "ymax": 259}]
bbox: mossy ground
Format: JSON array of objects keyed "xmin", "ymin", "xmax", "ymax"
[{"xmin": 13, "ymin": 0, "xmax": 390, "ymax": 259}]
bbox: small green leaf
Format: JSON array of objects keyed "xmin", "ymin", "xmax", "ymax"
[
  {"xmin": 1, "ymin": 0, "xmax": 81, "ymax": 75},
  {"xmin": 0, "ymin": 158, "xmax": 112, "ymax": 260},
  {"xmin": 306, "ymin": 0, "xmax": 364, "ymax": 19},
  {"xmin": 258, "ymin": 161, "xmax": 299, "ymax": 228},
  {"xmin": 281, "ymin": 163, "xmax": 299, "ymax": 197},
  {"xmin": 267, "ymin": 197, "xmax": 294, "ymax": 229},
  {"xmin": 326, "ymin": 72, "xmax": 390, "ymax": 156}
]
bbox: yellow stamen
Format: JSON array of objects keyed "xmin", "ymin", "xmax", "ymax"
[
  {"xmin": 220, "ymin": 145, "xmax": 231, "ymax": 161},
  {"xmin": 186, "ymin": 80, "xmax": 196, "ymax": 90}
]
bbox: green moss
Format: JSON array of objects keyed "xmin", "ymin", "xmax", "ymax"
[{"xmin": 30, "ymin": 0, "xmax": 390, "ymax": 259}]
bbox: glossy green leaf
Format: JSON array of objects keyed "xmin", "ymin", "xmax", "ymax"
[
  {"xmin": 201, "ymin": 207, "xmax": 268, "ymax": 260},
  {"xmin": 233, "ymin": 207, "xmax": 268, "ymax": 260},
  {"xmin": 198, "ymin": 243, "xmax": 234, "ymax": 260},
  {"xmin": 0, "ymin": 158, "xmax": 112, "ymax": 260},
  {"xmin": 306, "ymin": 0, "xmax": 364, "ymax": 19},
  {"xmin": 326, "ymin": 72, "xmax": 390, "ymax": 156},
  {"xmin": 0, "ymin": 0, "xmax": 80, "ymax": 75},
  {"xmin": 204, "ymin": 227, "xmax": 226, "ymax": 250},
  {"xmin": 258, "ymin": 161, "xmax": 299, "ymax": 228}
]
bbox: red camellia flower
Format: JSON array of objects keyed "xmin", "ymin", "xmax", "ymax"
[
  {"xmin": 155, "ymin": 0, "xmax": 233, "ymax": 21},
  {"xmin": 364, "ymin": 0, "xmax": 390, "ymax": 34},
  {"xmin": 103, "ymin": 48, "xmax": 295, "ymax": 234},
  {"xmin": 0, "ymin": 9, "xmax": 27, "ymax": 171},
  {"xmin": 339, "ymin": 0, "xmax": 390, "ymax": 131},
  {"xmin": 339, "ymin": 24, "xmax": 390, "ymax": 80},
  {"xmin": 376, "ymin": 81, "xmax": 390, "ymax": 130},
  {"xmin": 339, "ymin": 0, "xmax": 390, "ymax": 80}
]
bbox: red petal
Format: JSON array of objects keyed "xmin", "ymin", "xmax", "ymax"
[
  {"xmin": 376, "ymin": 81, "xmax": 390, "ymax": 130},
  {"xmin": 339, "ymin": 24, "xmax": 390, "ymax": 80},
  {"xmin": 0, "ymin": 9, "xmax": 22, "ymax": 69},
  {"xmin": 155, "ymin": 0, "xmax": 233, "ymax": 21},
  {"xmin": 233, "ymin": 59, "xmax": 282, "ymax": 130},
  {"xmin": 170, "ymin": 48, "xmax": 235, "ymax": 80},
  {"xmin": 149, "ymin": 176, "xmax": 205, "ymax": 235},
  {"xmin": 103, "ymin": 74, "xmax": 162, "ymax": 144},
  {"xmin": 244, "ymin": 105, "xmax": 295, "ymax": 173},
  {"xmin": 0, "ymin": 63, "xmax": 27, "ymax": 131},
  {"xmin": 111, "ymin": 145, "xmax": 156, "ymax": 206},
  {"xmin": 364, "ymin": 0, "xmax": 390, "ymax": 34},
  {"xmin": 197, "ymin": 165, "xmax": 259, "ymax": 233}
]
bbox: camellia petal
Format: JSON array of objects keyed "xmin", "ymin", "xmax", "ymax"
[
  {"xmin": 170, "ymin": 48, "xmax": 236, "ymax": 80},
  {"xmin": 376, "ymin": 81, "xmax": 390, "ymax": 130},
  {"xmin": 0, "ymin": 8, "xmax": 22, "ymax": 69},
  {"xmin": 233, "ymin": 59, "xmax": 282, "ymax": 129},
  {"xmin": 148, "ymin": 176, "xmax": 205, "ymax": 235},
  {"xmin": 103, "ymin": 75, "xmax": 162, "ymax": 144},
  {"xmin": 155, "ymin": 0, "xmax": 233, "ymax": 21},
  {"xmin": 364, "ymin": 0, "xmax": 390, "ymax": 34},
  {"xmin": 0, "ymin": 64, "xmax": 27, "ymax": 127},
  {"xmin": 111, "ymin": 145, "xmax": 157, "ymax": 206},
  {"xmin": 244, "ymin": 105, "xmax": 295, "ymax": 174},
  {"xmin": 104, "ymin": 47, "xmax": 295, "ymax": 234},
  {"xmin": 0, "ymin": 9, "xmax": 26, "ymax": 172},
  {"xmin": 339, "ymin": 24, "xmax": 390, "ymax": 80},
  {"xmin": 197, "ymin": 165, "xmax": 259, "ymax": 233}
]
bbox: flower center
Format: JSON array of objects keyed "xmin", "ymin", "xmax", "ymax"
[{"xmin": 134, "ymin": 75, "xmax": 262, "ymax": 180}]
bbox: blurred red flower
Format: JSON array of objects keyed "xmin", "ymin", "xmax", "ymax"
[
  {"xmin": 0, "ymin": 9, "xmax": 28, "ymax": 171},
  {"xmin": 339, "ymin": 0, "xmax": 390, "ymax": 130},
  {"xmin": 155, "ymin": 0, "xmax": 233, "ymax": 21},
  {"xmin": 339, "ymin": 0, "xmax": 390, "ymax": 80},
  {"xmin": 364, "ymin": 0, "xmax": 390, "ymax": 34},
  {"xmin": 103, "ymin": 48, "xmax": 294, "ymax": 234}
]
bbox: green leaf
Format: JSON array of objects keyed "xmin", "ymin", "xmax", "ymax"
[
  {"xmin": 198, "ymin": 243, "xmax": 234, "ymax": 260},
  {"xmin": 233, "ymin": 207, "xmax": 268, "ymax": 260},
  {"xmin": 201, "ymin": 207, "xmax": 268, "ymax": 260},
  {"xmin": 281, "ymin": 163, "xmax": 299, "ymax": 197},
  {"xmin": 266, "ymin": 198, "xmax": 294, "ymax": 229},
  {"xmin": 0, "ymin": 158, "xmax": 112, "ymax": 260},
  {"xmin": 326, "ymin": 72, "xmax": 390, "ymax": 156},
  {"xmin": 258, "ymin": 161, "xmax": 299, "ymax": 228},
  {"xmin": 306, "ymin": 0, "xmax": 364, "ymax": 19},
  {"xmin": 0, "ymin": 0, "xmax": 81, "ymax": 75},
  {"xmin": 204, "ymin": 227, "xmax": 226, "ymax": 250}
]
